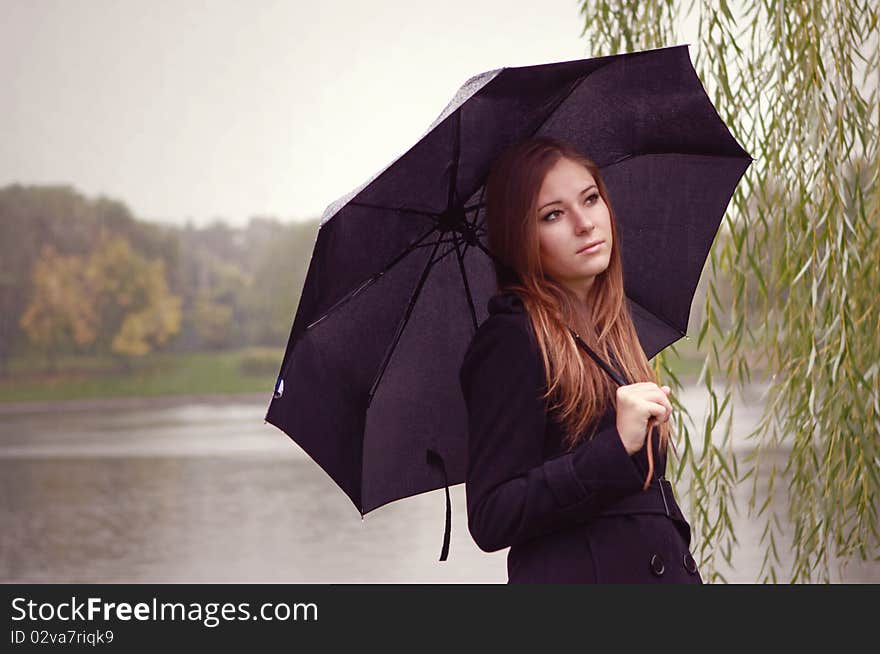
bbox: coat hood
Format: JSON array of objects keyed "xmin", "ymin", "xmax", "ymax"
[{"xmin": 487, "ymin": 291, "xmax": 526, "ymax": 316}]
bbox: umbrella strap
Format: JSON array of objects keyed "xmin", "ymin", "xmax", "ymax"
[
  {"xmin": 426, "ymin": 448, "xmax": 451, "ymax": 561},
  {"xmin": 568, "ymin": 328, "xmax": 630, "ymax": 387}
]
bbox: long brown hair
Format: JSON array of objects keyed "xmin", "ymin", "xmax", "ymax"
[{"xmin": 484, "ymin": 135, "xmax": 672, "ymax": 461}]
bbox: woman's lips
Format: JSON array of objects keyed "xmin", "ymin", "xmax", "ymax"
[{"xmin": 577, "ymin": 240, "xmax": 604, "ymax": 255}]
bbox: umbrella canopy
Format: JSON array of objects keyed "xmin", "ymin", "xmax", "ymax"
[{"xmin": 265, "ymin": 43, "xmax": 752, "ymax": 560}]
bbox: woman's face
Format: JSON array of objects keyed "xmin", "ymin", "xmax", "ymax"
[{"xmin": 535, "ymin": 156, "xmax": 612, "ymax": 299}]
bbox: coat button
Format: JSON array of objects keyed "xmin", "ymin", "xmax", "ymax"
[
  {"xmin": 650, "ymin": 554, "xmax": 665, "ymax": 576},
  {"xmin": 683, "ymin": 552, "xmax": 698, "ymax": 574}
]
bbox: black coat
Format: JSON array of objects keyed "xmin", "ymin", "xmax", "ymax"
[{"xmin": 459, "ymin": 290, "xmax": 703, "ymax": 584}]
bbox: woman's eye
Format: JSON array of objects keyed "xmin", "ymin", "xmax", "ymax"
[{"xmin": 542, "ymin": 195, "xmax": 598, "ymax": 221}]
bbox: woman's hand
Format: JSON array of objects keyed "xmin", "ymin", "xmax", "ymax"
[{"xmin": 615, "ymin": 382, "xmax": 672, "ymax": 456}]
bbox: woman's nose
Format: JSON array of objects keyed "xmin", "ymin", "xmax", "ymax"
[{"xmin": 573, "ymin": 206, "xmax": 594, "ymax": 232}]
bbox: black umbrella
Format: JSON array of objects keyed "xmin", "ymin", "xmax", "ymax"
[{"xmin": 265, "ymin": 43, "xmax": 752, "ymax": 561}]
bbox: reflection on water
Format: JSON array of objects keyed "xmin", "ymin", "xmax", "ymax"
[{"xmin": 1, "ymin": 389, "xmax": 878, "ymax": 583}]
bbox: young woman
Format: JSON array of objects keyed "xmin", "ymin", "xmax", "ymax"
[{"xmin": 459, "ymin": 136, "xmax": 703, "ymax": 583}]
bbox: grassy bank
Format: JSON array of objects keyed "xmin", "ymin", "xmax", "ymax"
[
  {"xmin": 0, "ymin": 348, "xmax": 282, "ymax": 403},
  {"xmin": 0, "ymin": 338, "xmax": 728, "ymax": 405}
]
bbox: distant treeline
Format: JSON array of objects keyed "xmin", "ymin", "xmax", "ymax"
[{"xmin": 0, "ymin": 184, "xmax": 319, "ymax": 373}]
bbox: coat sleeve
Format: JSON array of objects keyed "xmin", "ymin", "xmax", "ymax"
[{"xmin": 459, "ymin": 314, "xmax": 646, "ymax": 553}]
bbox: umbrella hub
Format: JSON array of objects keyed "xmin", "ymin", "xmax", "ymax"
[{"xmin": 436, "ymin": 206, "xmax": 479, "ymax": 245}]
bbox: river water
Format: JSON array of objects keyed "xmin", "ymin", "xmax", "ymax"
[{"xmin": 1, "ymin": 384, "xmax": 877, "ymax": 583}]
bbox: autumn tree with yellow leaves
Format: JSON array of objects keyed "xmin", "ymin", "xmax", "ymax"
[
  {"xmin": 20, "ymin": 233, "xmax": 182, "ymax": 365},
  {"xmin": 18, "ymin": 246, "xmax": 96, "ymax": 370}
]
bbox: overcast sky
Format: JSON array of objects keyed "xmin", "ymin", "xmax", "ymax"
[{"xmin": 3, "ymin": 1, "xmax": 700, "ymax": 226}]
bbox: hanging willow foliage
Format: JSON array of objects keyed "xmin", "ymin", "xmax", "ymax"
[{"xmin": 577, "ymin": 0, "xmax": 879, "ymax": 583}]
